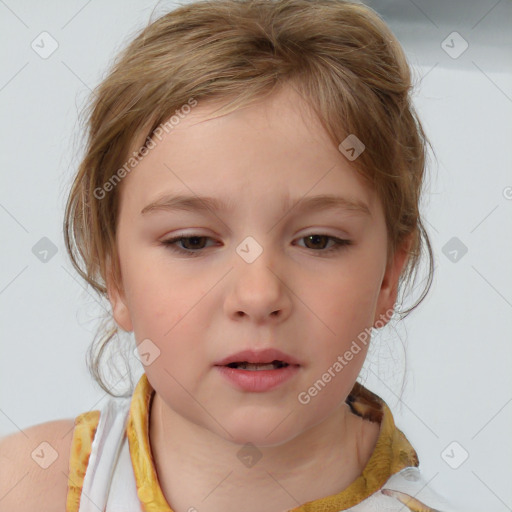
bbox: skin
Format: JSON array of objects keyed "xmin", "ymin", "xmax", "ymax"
[{"xmin": 107, "ymin": 83, "xmax": 411, "ymax": 512}]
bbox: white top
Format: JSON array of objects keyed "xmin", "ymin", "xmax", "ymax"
[{"xmin": 76, "ymin": 395, "xmax": 456, "ymax": 512}]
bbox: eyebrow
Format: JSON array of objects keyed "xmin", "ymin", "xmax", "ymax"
[{"xmin": 140, "ymin": 193, "xmax": 371, "ymax": 217}]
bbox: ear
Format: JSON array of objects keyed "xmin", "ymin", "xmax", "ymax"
[
  {"xmin": 105, "ymin": 254, "xmax": 133, "ymax": 333},
  {"xmin": 373, "ymin": 234, "xmax": 413, "ymax": 328}
]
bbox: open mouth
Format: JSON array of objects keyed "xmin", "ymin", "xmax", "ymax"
[
  {"xmin": 216, "ymin": 356, "xmax": 299, "ymax": 391},
  {"xmin": 225, "ymin": 360, "xmax": 290, "ymax": 370}
]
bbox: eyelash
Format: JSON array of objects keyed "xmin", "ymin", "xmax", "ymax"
[{"xmin": 160, "ymin": 234, "xmax": 352, "ymax": 258}]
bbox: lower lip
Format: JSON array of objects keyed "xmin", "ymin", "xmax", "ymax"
[{"xmin": 215, "ymin": 365, "xmax": 300, "ymax": 392}]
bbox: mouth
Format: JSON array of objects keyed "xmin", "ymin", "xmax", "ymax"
[
  {"xmin": 214, "ymin": 348, "xmax": 301, "ymax": 369},
  {"xmin": 224, "ymin": 360, "xmax": 291, "ymax": 371},
  {"xmin": 215, "ymin": 355, "xmax": 300, "ymax": 392}
]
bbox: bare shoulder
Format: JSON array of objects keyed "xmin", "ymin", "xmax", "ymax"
[{"xmin": 0, "ymin": 418, "xmax": 76, "ymax": 512}]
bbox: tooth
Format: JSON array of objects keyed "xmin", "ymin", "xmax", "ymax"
[{"xmin": 237, "ymin": 362, "xmax": 278, "ymax": 370}]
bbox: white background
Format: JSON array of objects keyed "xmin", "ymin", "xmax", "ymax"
[{"xmin": 0, "ymin": 1, "xmax": 511, "ymax": 511}]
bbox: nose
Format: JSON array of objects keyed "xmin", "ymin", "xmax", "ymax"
[{"xmin": 224, "ymin": 244, "xmax": 292, "ymax": 324}]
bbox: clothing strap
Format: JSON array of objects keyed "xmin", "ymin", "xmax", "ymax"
[
  {"xmin": 346, "ymin": 467, "xmax": 452, "ymax": 511},
  {"xmin": 104, "ymin": 434, "xmax": 141, "ymax": 511},
  {"xmin": 78, "ymin": 397, "xmax": 131, "ymax": 512}
]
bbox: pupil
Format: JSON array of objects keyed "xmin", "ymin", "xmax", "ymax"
[
  {"xmin": 185, "ymin": 236, "xmax": 204, "ymax": 248},
  {"xmin": 307, "ymin": 235, "xmax": 326, "ymax": 249}
]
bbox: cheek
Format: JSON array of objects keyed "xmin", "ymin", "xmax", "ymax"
[
  {"xmin": 120, "ymin": 245, "xmax": 192, "ymax": 331},
  {"xmin": 305, "ymin": 259, "xmax": 382, "ymax": 328},
  {"xmin": 298, "ymin": 256, "xmax": 382, "ymax": 370},
  {"xmin": 125, "ymin": 268, "xmax": 212, "ymax": 366}
]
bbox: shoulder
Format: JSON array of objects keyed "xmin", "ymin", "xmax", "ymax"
[{"xmin": 0, "ymin": 416, "xmax": 91, "ymax": 512}]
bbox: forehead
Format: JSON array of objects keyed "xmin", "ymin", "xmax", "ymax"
[
  {"xmin": 132, "ymin": 85, "xmax": 328, "ymax": 152},
  {"xmin": 118, "ymin": 85, "xmax": 378, "ymax": 215}
]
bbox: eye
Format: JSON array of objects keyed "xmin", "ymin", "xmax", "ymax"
[
  {"xmin": 161, "ymin": 233, "xmax": 352, "ymax": 257},
  {"xmin": 294, "ymin": 234, "xmax": 352, "ymax": 256},
  {"xmin": 161, "ymin": 235, "xmax": 215, "ymax": 257}
]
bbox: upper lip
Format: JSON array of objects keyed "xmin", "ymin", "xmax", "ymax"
[{"xmin": 214, "ymin": 348, "xmax": 301, "ymax": 366}]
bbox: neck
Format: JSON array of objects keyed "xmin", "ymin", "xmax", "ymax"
[{"xmin": 148, "ymin": 392, "xmax": 380, "ymax": 512}]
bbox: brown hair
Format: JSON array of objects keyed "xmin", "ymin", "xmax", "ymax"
[{"xmin": 64, "ymin": 0, "xmax": 435, "ymax": 397}]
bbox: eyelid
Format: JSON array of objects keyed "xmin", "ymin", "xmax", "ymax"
[
  {"xmin": 160, "ymin": 231, "xmax": 353, "ymax": 258},
  {"xmin": 160, "ymin": 228, "xmax": 351, "ymax": 244}
]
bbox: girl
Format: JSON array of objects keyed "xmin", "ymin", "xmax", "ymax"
[{"xmin": 1, "ymin": 0, "xmax": 457, "ymax": 510}]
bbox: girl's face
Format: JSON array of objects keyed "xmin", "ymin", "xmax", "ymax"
[{"xmin": 107, "ymin": 84, "xmax": 408, "ymax": 446}]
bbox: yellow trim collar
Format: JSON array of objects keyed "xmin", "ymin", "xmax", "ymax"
[{"xmin": 127, "ymin": 374, "xmax": 419, "ymax": 512}]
